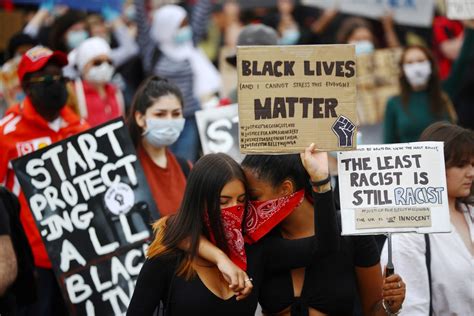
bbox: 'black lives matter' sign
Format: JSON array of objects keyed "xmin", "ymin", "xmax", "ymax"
[
  {"xmin": 237, "ymin": 45, "xmax": 357, "ymax": 153},
  {"xmin": 13, "ymin": 118, "xmax": 158, "ymax": 315}
]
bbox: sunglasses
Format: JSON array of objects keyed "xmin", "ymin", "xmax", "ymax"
[
  {"xmin": 92, "ymin": 59, "xmax": 113, "ymax": 67},
  {"xmin": 27, "ymin": 74, "xmax": 67, "ymax": 84}
]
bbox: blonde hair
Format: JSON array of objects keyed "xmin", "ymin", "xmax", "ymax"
[{"xmin": 147, "ymin": 217, "xmax": 195, "ymax": 280}]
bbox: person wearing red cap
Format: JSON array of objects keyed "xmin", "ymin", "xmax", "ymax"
[{"xmin": 0, "ymin": 45, "xmax": 88, "ymax": 315}]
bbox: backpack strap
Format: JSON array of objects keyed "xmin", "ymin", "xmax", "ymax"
[
  {"xmin": 424, "ymin": 234, "xmax": 433, "ymax": 316},
  {"xmin": 74, "ymin": 79, "xmax": 88, "ymax": 119},
  {"xmin": 175, "ymin": 156, "xmax": 191, "ymax": 178}
]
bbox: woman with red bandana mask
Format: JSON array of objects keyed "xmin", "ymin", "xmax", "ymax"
[{"xmin": 127, "ymin": 146, "xmax": 339, "ymax": 316}]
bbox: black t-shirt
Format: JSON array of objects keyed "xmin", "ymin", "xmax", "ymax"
[
  {"xmin": 259, "ymin": 232, "xmax": 379, "ymax": 315},
  {"xmin": 0, "ymin": 199, "xmax": 10, "ymax": 235},
  {"xmin": 127, "ymin": 190, "xmax": 339, "ymax": 316}
]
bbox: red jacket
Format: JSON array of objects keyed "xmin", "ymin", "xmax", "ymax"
[
  {"xmin": 0, "ymin": 98, "xmax": 89, "ymax": 268},
  {"xmin": 73, "ymin": 80, "xmax": 124, "ymax": 128}
]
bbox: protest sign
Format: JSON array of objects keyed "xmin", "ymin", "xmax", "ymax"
[
  {"xmin": 237, "ymin": 45, "xmax": 357, "ymax": 153},
  {"xmin": 219, "ymin": 46, "xmax": 238, "ymax": 100},
  {"xmin": 446, "ymin": 0, "xmax": 474, "ymax": 19},
  {"xmin": 301, "ymin": 0, "xmax": 435, "ymax": 27},
  {"xmin": 12, "ymin": 118, "xmax": 157, "ymax": 315},
  {"xmin": 356, "ymin": 48, "xmax": 401, "ymax": 125},
  {"xmin": 337, "ymin": 142, "xmax": 450, "ymax": 235},
  {"xmin": 13, "ymin": 0, "xmax": 123, "ymax": 12},
  {"xmin": 196, "ymin": 104, "xmax": 245, "ymax": 162},
  {"xmin": 0, "ymin": 10, "xmax": 23, "ymax": 52}
]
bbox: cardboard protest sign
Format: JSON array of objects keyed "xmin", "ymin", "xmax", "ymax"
[
  {"xmin": 13, "ymin": 0, "xmax": 123, "ymax": 12},
  {"xmin": 196, "ymin": 104, "xmax": 245, "ymax": 162},
  {"xmin": 219, "ymin": 46, "xmax": 238, "ymax": 100},
  {"xmin": 337, "ymin": 142, "xmax": 450, "ymax": 235},
  {"xmin": 12, "ymin": 118, "xmax": 158, "ymax": 315},
  {"xmin": 446, "ymin": 0, "xmax": 474, "ymax": 19},
  {"xmin": 237, "ymin": 45, "xmax": 357, "ymax": 153},
  {"xmin": 356, "ymin": 48, "xmax": 402, "ymax": 125},
  {"xmin": 301, "ymin": 0, "xmax": 435, "ymax": 27}
]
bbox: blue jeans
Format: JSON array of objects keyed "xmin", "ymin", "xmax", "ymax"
[{"xmin": 170, "ymin": 115, "xmax": 201, "ymax": 162}]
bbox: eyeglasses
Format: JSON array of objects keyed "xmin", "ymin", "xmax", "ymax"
[
  {"xmin": 26, "ymin": 74, "xmax": 67, "ymax": 84},
  {"xmin": 92, "ymin": 59, "xmax": 113, "ymax": 67}
]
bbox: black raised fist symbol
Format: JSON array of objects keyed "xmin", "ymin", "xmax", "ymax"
[
  {"xmin": 331, "ymin": 115, "xmax": 356, "ymax": 147},
  {"xmin": 114, "ymin": 193, "xmax": 125, "ymax": 206}
]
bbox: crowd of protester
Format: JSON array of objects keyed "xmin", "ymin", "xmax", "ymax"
[{"xmin": 0, "ymin": 0, "xmax": 473, "ymax": 316}]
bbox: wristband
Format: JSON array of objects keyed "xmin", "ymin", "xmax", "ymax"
[
  {"xmin": 382, "ymin": 299, "xmax": 401, "ymax": 315},
  {"xmin": 310, "ymin": 175, "xmax": 330, "ymax": 187}
]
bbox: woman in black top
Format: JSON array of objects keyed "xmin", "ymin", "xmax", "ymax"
[
  {"xmin": 240, "ymin": 154, "xmax": 406, "ymax": 316},
  {"xmin": 127, "ymin": 146, "xmax": 338, "ymax": 315}
]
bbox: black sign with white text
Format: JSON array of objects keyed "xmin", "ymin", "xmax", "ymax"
[{"xmin": 13, "ymin": 118, "xmax": 157, "ymax": 315}]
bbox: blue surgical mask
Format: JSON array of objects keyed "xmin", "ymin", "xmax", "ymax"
[
  {"xmin": 352, "ymin": 40, "xmax": 375, "ymax": 55},
  {"xmin": 278, "ymin": 29, "xmax": 300, "ymax": 45},
  {"xmin": 174, "ymin": 26, "xmax": 193, "ymax": 45},
  {"xmin": 143, "ymin": 118, "xmax": 186, "ymax": 148},
  {"xmin": 66, "ymin": 30, "xmax": 88, "ymax": 50}
]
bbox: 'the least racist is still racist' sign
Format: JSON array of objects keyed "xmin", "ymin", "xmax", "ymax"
[
  {"xmin": 337, "ymin": 142, "xmax": 450, "ymax": 235},
  {"xmin": 237, "ymin": 45, "xmax": 357, "ymax": 153},
  {"xmin": 12, "ymin": 118, "xmax": 158, "ymax": 315}
]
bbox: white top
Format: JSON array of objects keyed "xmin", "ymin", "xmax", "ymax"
[{"xmin": 381, "ymin": 205, "xmax": 474, "ymax": 316}]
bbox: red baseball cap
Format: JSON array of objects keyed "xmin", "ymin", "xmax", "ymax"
[{"xmin": 17, "ymin": 46, "xmax": 68, "ymax": 82}]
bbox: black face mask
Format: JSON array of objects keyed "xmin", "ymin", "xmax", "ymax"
[{"xmin": 27, "ymin": 80, "xmax": 68, "ymax": 114}]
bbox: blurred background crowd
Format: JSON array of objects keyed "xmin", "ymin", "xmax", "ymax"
[{"xmin": 0, "ymin": 0, "xmax": 472, "ymax": 159}]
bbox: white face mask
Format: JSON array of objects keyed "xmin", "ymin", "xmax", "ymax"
[
  {"xmin": 352, "ymin": 40, "xmax": 375, "ymax": 55},
  {"xmin": 143, "ymin": 117, "xmax": 185, "ymax": 148},
  {"xmin": 278, "ymin": 28, "xmax": 300, "ymax": 45},
  {"xmin": 85, "ymin": 62, "xmax": 115, "ymax": 83},
  {"xmin": 403, "ymin": 61, "xmax": 432, "ymax": 88}
]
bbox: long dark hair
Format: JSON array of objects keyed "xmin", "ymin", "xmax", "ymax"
[
  {"xmin": 241, "ymin": 154, "xmax": 312, "ymax": 197},
  {"xmin": 419, "ymin": 122, "xmax": 474, "ymax": 206},
  {"xmin": 48, "ymin": 10, "xmax": 87, "ymax": 53},
  {"xmin": 399, "ymin": 45, "xmax": 453, "ymax": 120},
  {"xmin": 336, "ymin": 17, "xmax": 376, "ymax": 45},
  {"xmin": 147, "ymin": 153, "xmax": 247, "ymax": 278},
  {"xmin": 127, "ymin": 76, "xmax": 184, "ymax": 147}
]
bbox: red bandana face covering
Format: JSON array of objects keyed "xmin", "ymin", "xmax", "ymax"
[
  {"xmin": 244, "ymin": 189, "xmax": 305, "ymax": 244},
  {"xmin": 204, "ymin": 204, "xmax": 247, "ymax": 270}
]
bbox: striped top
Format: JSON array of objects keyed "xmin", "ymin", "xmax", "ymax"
[{"xmin": 135, "ymin": 0, "xmax": 213, "ymax": 117}]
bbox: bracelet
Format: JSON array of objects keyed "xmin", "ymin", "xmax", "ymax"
[
  {"xmin": 382, "ymin": 300, "xmax": 401, "ymax": 316},
  {"xmin": 310, "ymin": 175, "xmax": 331, "ymax": 187}
]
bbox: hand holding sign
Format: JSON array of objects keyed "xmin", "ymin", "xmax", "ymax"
[
  {"xmin": 332, "ymin": 115, "xmax": 356, "ymax": 147},
  {"xmin": 382, "ymin": 272, "xmax": 406, "ymax": 314}
]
